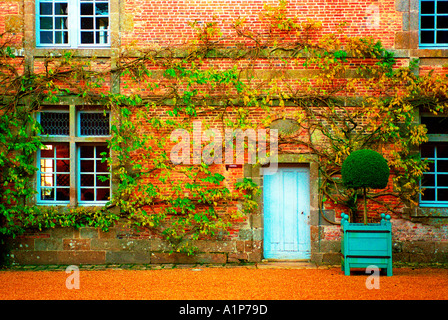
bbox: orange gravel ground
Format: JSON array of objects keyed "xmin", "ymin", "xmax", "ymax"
[{"xmin": 0, "ymin": 267, "xmax": 447, "ymax": 300}]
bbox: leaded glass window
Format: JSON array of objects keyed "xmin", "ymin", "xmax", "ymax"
[{"xmin": 37, "ymin": 107, "xmax": 111, "ymax": 205}]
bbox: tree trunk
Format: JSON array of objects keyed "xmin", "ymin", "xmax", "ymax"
[{"xmin": 363, "ymin": 187, "xmax": 368, "ymax": 225}]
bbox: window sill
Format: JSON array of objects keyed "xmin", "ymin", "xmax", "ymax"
[
  {"xmin": 30, "ymin": 47, "xmax": 113, "ymax": 58},
  {"xmin": 414, "ymin": 206, "xmax": 448, "ymax": 218},
  {"xmin": 411, "ymin": 48, "xmax": 448, "ymax": 57}
]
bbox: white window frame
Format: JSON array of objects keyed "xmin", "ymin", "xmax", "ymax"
[
  {"xmin": 36, "ymin": 0, "xmax": 110, "ymax": 48},
  {"xmin": 419, "ymin": 0, "xmax": 448, "ymax": 48}
]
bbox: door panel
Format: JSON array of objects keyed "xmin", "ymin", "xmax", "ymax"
[{"xmin": 263, "ymin": 167, "xmax": 310, "ymax": 259}]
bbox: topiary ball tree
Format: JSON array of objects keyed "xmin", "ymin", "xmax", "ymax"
[{"xmin": 341, "ymin": 149, "xmax": 390, "ymax": 225}]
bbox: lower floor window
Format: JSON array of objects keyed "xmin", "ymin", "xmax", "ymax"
[
  {"xmin": 79, "ymin": 145, "xmax": 111, "ymax": 203},
  {"xmin": 420, "ymin": 142, "xmax": 448, "ymax": 206},
  {"xmin": 38, "ymin": 143, "xmax": 111, "ymax": 205}
]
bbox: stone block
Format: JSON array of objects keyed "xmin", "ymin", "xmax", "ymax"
[
  {"xmin": 99, "ymin": 228, "xmax": 117, "ymax": 239},
  {"xmin": 395, "ymin": 0, "xmax": 409, "ymax": 12},
  {"xmin": 6, "ymin": 238, "xmax": 34, "ymax": 251},
  {"xmin": 35, "ymin": 238, "xmax": 63, "ymax": 251},
  {"xmin": 80, "ymin": 227, "xmax": 99, "ymax": 239},
  {"xmin": 395, "ymin": 31, "xmax": 410, "ymax": 49},
  {"xmin": 11, "ymin": 251, "xmax": 58, "ymax": 265},
  {"xmin": 250, "ymin": 215, "xmax": 263, "ymax": 229},
  {"xmin": 238, "ymin": 229, "xmax": 253, "ymax": 240},
  {"xmin": 393, "ymin": 252, "xmax": 410, "ymax": 262},
  {"xmin": 409, "ymin": 253, "xmax": 434, "ymax": 263},
  {"xmin": 402, "ymin": 241, "xmax": 435, "ymax": 254},
  {"xmin": 63, "ymin": 239, "xmax": 91, "ymax": 251},
  {"xmin": 106, "ymin": 251, "xmax": 150, "ymax": 264},
  {"xmin": 150, "ymin": 239, "xmax": 172, "ymax": 252},
  {"xmin": 318, "ymin": 240, "xmax": 341, "ymax": 253},
  {"xmin": 227, "ymin": 252, "xmax": 249, "ymax": 263},
  {"xmin": 57, "ymin": 251, "xmax": 106, "ymax": 265},
  {"xmin": 150, "ymin": 252, "xmax": 227, "ymax": 264},
  {"xmin": 192, "ymin": 240, "xmax": 235, "ymax": 253},
  {"xmin": 49, "ymin": 227, "xmax": 74, "ymax": 239},
  {"xmin": 321, "ymin": 253, "xmax": 341, "ymax": 265}
]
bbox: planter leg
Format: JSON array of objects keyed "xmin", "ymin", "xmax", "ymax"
[
  {"xmin": 344, "ymin": 260, "xmax": 351, "ymax": 276},
  {"xmin": 387, "ymin": 260, "xmax": 393, "ymax": 277}
]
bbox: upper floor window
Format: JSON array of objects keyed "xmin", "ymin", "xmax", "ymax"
[
  {"xmin": 37, "ymin": 0, "xmax": 110, "ymax": 48},
  {"xmin": 420, "ymin": 0, "xmax": 448, "ymax": 48}
]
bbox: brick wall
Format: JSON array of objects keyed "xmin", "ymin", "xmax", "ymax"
[{"xmin": 1, "ymin": 0, "xmax": 448, "ymax": 266}]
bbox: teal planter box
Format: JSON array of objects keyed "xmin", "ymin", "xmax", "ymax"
[{"xmin": 341, "ymin": 213, "xmax": 393, "ymax": 276}]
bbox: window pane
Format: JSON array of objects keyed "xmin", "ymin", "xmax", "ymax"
[
  {"xmin": 438, "ymin": 188, "xmax": 448, "ymax": 201},
  {"xmin": 96, "ymin": 174, "xmax": 110, "ymax": 186},
  {"xmin": 437, "ymin": 1, "xmax": 448, "ymax": 13},
  {"xmin": 81, "ymin": 17, "xmax": 94, "ymax": 29},
  {"xmin": 40, "ymin": 144, "xmax": 54, "ymax": 158},
  {"xmin": 80, "ymin": 112, "xmax": 110, "ymax": 135},
  {"xmin": 421, "ymin": 144, "xmax": 435, "ymax": 158},
  {"xmin": 422, "ymin": 1, "xmax": 435, "ymax": 14},
  {"xmin": 40, "ymin": 159, "xmax": 54, "ymax": 172},
  {"xmin": 96, "ymin": 145, "xmax": 109, "ymax": 158},
  {"xmin": 40, "ymin": 17, "xmax": 53, "ymax": 30},
  {"xmin": 81, "ymin": 160, "xmax": 94, "ymax": 172},
  {"xmin": 96, "ymin": 17, "xmax": 108, "ymax": 29},
  {"xmin": 40, "ymin": 112, "xmax": 70, "ymax": 135},
  {"xmin": 81, "ymin": 174, "xmax": 94, "ymax": 186},
  {"xmin": 96, "ymin": 31, "xmax": 108, "ymax": 44},
  {"xmin": 421, "ymin": 30, "xmax": 435, "ymax": 43},
  {"xmin": 437, "ymin": 30, "xmax": 448, "ymax": 43},
  {"xmin": 421, "ymin": 188, "xmax": 436, "ymax": 201},
  {"xmin": 56, "ymin": 188, "xmax": 70, "ymax": 201},
  {"xmin": 54, "ymin": 2, "xmax": 68, "ymax": 15},
  {"xmin": 422, "ymin": 173, "xmax": 435, "ymax": 187},
  {"xmin": 81, "ymin": 3, "xmax": 94, "ymax": 15},
  {"xmin": 421, "ymin": 117, "xmax": 448, "ymax": 134},
  {"xmin": 55, "ymin": 31, "xmax": 68, "ymax": 44},
  {"xmin": 41, "ymin": 188, "xmax": 54, "ymax": 201},
  {"xmin": 422, "ymin": 16, "xmax": 435, "ymax": 28},
  {"xmin": 438, "ymin": 160, "xmax": 448, "ymax": 172},
  {"xmin": 41, "ymin": 174, "xmax": 54, "ymax": 187},
  {"xmin": 428, "ymin": 161, "xmax": 435, "ymax": 172},
  {"xmin": 55, "ymin": 17, "xmax": 67, "ymax": 29},
  {"xmin": 40, "ymin": 3, "xmax": 53, "ymax": 15},
  {"xmin": 96, "ymin": 160, "xmax": 108, "ymax": 172},
  {"xmin": 437, "ymin": 144, "xmax": 448, "ymax": 158},
  {"xmin": 81, "ymin": 31, "xmax": 94, "ymax": 43},
  {"xmin": 56, "ymin": 160, "xmax": 70, "ymax": 172},
  {"xmin": 40, "ymin": 31, "xmax": 54, "ymax": 44},
  {"xmin": 437, "ymin": 15, "xmax": 448, "ymax": 28},
  {"xmin": 55, "ymin": 144, "xmax": 69, "ymax": 158},
  {"xmin": 80, "ymin": 146, "xmax": 94, "ymax": 158},
  {"xmin": 95, "ymin": 3, "xmax": 109, "ymax": 15},
  {"xmin": 81, "ymin": 189, "xmax": 95, "ymax": 201},
  {"xmin": 79, "ymin": 145, "xmax": 111, "ymax": 203},
  {"xmin": 96, "ymin": 188, "xmax": 110, "ymax": 201},
  {"xmin": 56, "ymin": 174, "xmax": 70, "ymax": 186}
]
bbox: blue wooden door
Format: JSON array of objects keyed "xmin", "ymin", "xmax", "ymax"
[{"xmin": 263, "ymin": 167, "xmax": 311, "ymax": 259}]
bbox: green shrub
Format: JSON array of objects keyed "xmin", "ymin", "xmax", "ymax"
[
  {"xmin": 341, "ymin": 149, "xmax": 390, "ymax": 224},
  {"xmin": 342, "ymin": 149, "xmax": 390, "ymax": 190}
]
